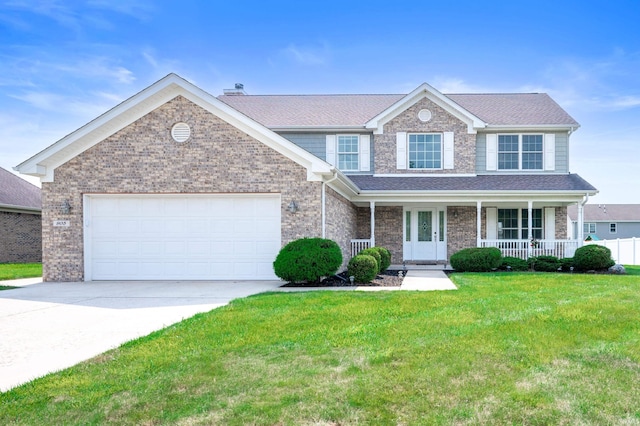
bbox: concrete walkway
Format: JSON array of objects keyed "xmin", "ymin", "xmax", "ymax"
[{"xmin": 0, "ymin": 272, "xmax": 456, "ymax": 392}]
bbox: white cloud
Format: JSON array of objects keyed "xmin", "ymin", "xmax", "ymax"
[
  {"xmin": 430, "ymin": 77, "xmax": 495, "ymax": 93},
  {"xmin": 280, "ymin": 43, "xmax": 329, "ymax": 66}
]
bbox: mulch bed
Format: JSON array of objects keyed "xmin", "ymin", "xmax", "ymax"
[{"xmin": 280, "ymin": 270, "xmax": 405, "ymax": 287}]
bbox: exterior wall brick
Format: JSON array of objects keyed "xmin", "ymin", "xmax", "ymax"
[
  {"xmin": 0, "ymin": 211, "xmax": 42, "ymax": 263},
  {"xmin": 447, "ymin": 207, "xmax": 477, "ymax": 257},
  {"xmin": 555, "ymin": 206, "xmax": 568, "ymax": 239},
  {"xmin": 375, "ymin": 97, "xmax": 475, "ymax": 175},
  {"xmin": 325, "ymin": 187, "xmax": 358, "ymax": 271},
  {"xmin": 355, "ymin": 206, "xmax": 403, "ymax": 264},
  {"xmin": 42, "ymin": 96, "xmax": 323, "ymax": 281}
]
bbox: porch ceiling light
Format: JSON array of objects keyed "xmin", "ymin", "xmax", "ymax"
[
  {"xmin": 60, "ymin": 199, "xmax": 72, "ymax": 215},
  {"xmin": 287, "ymin": 200, "xmax": 299, "ymax": 214}
]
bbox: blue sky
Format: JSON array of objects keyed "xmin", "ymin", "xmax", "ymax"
[{"xmin": 1, "ymin": 0, "xmax": 639, "ymax": 203}]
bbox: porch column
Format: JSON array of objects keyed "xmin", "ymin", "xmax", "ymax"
[
  {"xmin": 527, "ymin": 200, "xmax": 533, "ymax": 257},
  {"xmin": 370, "ymin": 201, "xmax": 376, "ymax": 247},
  {"xmin": 476, "ymin": 201, "xmax": 482, "ymax": 246},
  {"xmin": 527, "ymin": 201, "xmax": 533, "ymax": 240},
  {"xmin": 577, "ymin": 202, "xmax": 584, "ymax": 243}
]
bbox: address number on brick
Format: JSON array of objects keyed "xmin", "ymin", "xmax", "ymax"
[{"xmin": 53, "ymin": 220, "xmax": 71, "ymax": 227}]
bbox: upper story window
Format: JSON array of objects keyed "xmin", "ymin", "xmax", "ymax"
[
  {"xmin": 337, "ymin": 135, "xmax": 359, "ymax": 171},
  {"xmin": 610, "ymin": 223, "xmax": 617, "ymax": 234},
  {"xmin": 583, "ymin": 223, "xmax": 596, "ymax": 234},
  {"xmin": 326, "ymin": 134, "xmax": 370, "ymax": 172},
  {"xmin": 408, "ymin": 133, "xmax": 442, "ymax": 169},
  {"xmin": 498, "ymin": 134, "xmax": 543, "ymax": 170}
]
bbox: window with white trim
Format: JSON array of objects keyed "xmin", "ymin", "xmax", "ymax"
[
  {"xmin": 497, "ymin": 134, "xmax": 543, "ymax": 170},
  {"xmin": 498, "ymin": 208, "xmax": 543, "ymax": 239},
  {"xmin": 337, "ymin": 135, "xmax": 359, "ymax": 171},
  {"xmin": 610, "ymin": 223, "xmax": 617, "ymax": 234},
  {"xmin": 583, "ymin": 223, "xmax": 596, "ymax": 234},
  {"xmin": 408, "ymin": 133, "xmax": 442, "ymax": 169}
]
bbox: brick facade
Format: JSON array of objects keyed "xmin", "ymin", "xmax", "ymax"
[
  {"xmin": 375, "ymin": 97, "xmax": 475, "ymax": 175},
  {"xmin": 0, "ymin": 211, "xmax": 42, "ymax": 263},
  {"xmin": 42, "ymin": 96, "xmax": 323, "ymax": 281},
  {"xmin": 325, "ymin": 187, "xmax": 358, "ymax": 270}
]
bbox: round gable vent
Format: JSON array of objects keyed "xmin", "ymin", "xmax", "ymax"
[
  {"xmin": 171, "ymin": 122, "xmax": 191, "ymax": 143},
  {"xmin": 418, "ymin": 109, "xmax": 432, "ymax": 122}
]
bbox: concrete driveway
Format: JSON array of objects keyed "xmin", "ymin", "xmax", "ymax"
[{"xmin": 0, "ymin": 280, "xmax": 282, "ymax": 392}]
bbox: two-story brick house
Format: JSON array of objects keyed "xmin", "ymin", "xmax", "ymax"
[{"xmin": 16, "ymin": 74, "xmax": 597, "ymax": 282}]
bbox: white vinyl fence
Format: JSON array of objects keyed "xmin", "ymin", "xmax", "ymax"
[{"xmin": 585, "ymin": 238, "xmax": 640, "ymax": 265}]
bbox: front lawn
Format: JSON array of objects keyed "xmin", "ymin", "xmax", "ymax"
[
  {"xmin": 0, "ymin": 263, "xmax": 42, "ymax": 280},
  {"xmin": 1, "ymin": 272, "xmax": 639, "ymax": 424}
]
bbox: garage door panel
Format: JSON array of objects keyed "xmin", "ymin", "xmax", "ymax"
[{"xmin": 88, "ymin": 195, "xmax": 281, "ymax": 280}]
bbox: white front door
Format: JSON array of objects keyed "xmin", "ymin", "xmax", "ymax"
[{"xmin": 403, "ymin": 208, "xmax": 447, "ymax": 261}]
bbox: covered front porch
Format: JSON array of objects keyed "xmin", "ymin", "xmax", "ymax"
[{"xmin": 350, "ymin": 199, "xmax": 588, "ymax": 262}]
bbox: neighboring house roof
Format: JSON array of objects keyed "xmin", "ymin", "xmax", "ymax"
[
  {"xmin": 567, "ymin": 204, "xmax": 640, "ymax": 221},
  {"xmin": 0, "ymin": 166, "xmax": 41, "ymax": 212},
  {"xmin": 219, "ymin": 91, "xmax": 579, "ymax": 129},
  {"xmin": 349, "ymin": 174, "xmax": 596, "ymax": 193}
]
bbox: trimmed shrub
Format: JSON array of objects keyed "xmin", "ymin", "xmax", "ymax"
[
  {"xmin": 359, "ymin": 248, "xmax": 381, "ymax": 273},
  {"xmin": 370, "ymin": 247, "xmax": 391, "ymax": 273},
  {"xmin": 573, "ymin": 245, "xmax": 615, "ymax": 271},
  {"xmin": 499, "ymin": 256, "xmax": 529, "ymax": 271},
  {"xmin": 273, "ymin": 238, "xmax": 342, "ymax": 283},
  {"xmin": 450, "ymin": 247, "xmax": 502, "ymax": 272},
  {"xmin": 528, "ymin": 255, "xmax": 561, "ymax": 272},
  {"xmin": 348, "ymin": 255, "xmax": 378, "ymax": 283},
  {"xmin": 560, "ymin": 257, "xmax": 574, "ymax": 272}
]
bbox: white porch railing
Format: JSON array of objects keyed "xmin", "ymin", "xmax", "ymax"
[
  {"xmin": 351, "ymin": 239, "xmax": 371, "ymax": 257},
  {"xmin": 480, "ymin": 239, "xmax": 580, "ymax": 260}
]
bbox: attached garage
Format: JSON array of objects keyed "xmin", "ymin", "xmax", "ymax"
[{"xmin": 84, "ymin": 194, "xmax": 281, "ymax": 280}]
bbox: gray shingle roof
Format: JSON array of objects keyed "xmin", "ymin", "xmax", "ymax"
[
  {"xmin": 567, "ymin": 204, "xmax": 640, "ymax": 221},
  {"xmin": 218, "ymin": 91, "xmax": 578, "ymax": 128},
  {"xmin": 348, "ymin": 174, "xmax": 596, "ymax": 192},
  {"xmin": 218, "ymin": 94, "xmax": 404, "ymax": 127},
  {"xmin": 0, "ymin": 167, "xmax": 41, "ymax": 210}
]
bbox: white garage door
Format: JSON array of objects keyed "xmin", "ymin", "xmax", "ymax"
[{"xmin": 84, "ymin": 194, "xmax": 281, "ymax": 280}]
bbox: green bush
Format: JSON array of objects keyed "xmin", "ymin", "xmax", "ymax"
[
  {"xmin": 359, "ymin": 248, "xmax": 381, "ymax": 273},
  {"xmin": 370, "ymin": 247, "xmax": 391, "ymax": 273},
  {"xmin": 528, "ymin": 255, "xmax": 561, "ymax": 272},
  {"xmin": 348, "ymin": 255, "xmax": 378, "ymax": 283},
  {"xmin": 560, "ymin": 257, "xmax": 574, "ymax": 272},
  {"xmin": 499, "ymin": 256, "xmax": 529, "ymax": 271},
  {"xmin": 374, "ymin": 246, "xmax": 392, "ymax": 273},
  {"xmin": 450, "ymin": 247, "xmax": 502, "ymax": 272},
  {"xmin": 273, "ymin": 238, "xmax": 342, "ymax": 283},
  {"xmin": 573, "ymin": 245, "xmax": 615, "ymax": 271}
]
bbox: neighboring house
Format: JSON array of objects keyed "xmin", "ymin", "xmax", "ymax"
[
  {"xmin": 15, "ymin": 74, "xmax": 597, "ymax": 282},
  {"xmin": 568, "ymin": 204, "xmax": 640, "ymax": 240},
  {"xmin": 0, "ymin": 167, "xmax": 42, "ymax": 263}
]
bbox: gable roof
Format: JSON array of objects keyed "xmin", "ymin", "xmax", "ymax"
[
  {"xmin": 568, "ymin": 204, "xmax": 640, "ymax": 221},
  {"xmin": 15, "ymin": 74, "xmax": 334, "ymax": 183},
  {"xmin": 219, "ymin": 89, "xmax": 579, "ymax": 131},
  {"xmin": 0, "ymin": 167, "xmax": 41, "ymax": 212}
]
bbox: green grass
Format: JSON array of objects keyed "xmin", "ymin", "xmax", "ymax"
[
  {"xmin": 0, "ymin": 263, "xmax": 42, "ymax": 280},
  {"xmin": 1, "ymin": 272, "xmax": 640, "ymax": 425},
  {"xmin": 625, "ymin": 264, "xmax": 640, "ymax": 275}
]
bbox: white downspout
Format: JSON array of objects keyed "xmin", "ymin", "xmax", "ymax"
[
  {"xmin": 321, "ymin": 169, "xmax": 339, "ymax": 238},
  {"xmin": 577, "ymin": 193, "xmax": 589, "ymax": 245}
]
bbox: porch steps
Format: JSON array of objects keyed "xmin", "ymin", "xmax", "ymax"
[{"xmin": 390, "ymin": 264, "xmax": 452, "ymax": 271}]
